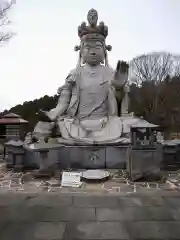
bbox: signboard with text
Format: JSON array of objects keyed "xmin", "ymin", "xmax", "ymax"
[{"xmin": 61, "ymin": 171, "xmax": 81, "ymax": 188}]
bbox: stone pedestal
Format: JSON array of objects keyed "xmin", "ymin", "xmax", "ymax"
[
  {"xmin": 58, "ymin": 146, "xmax": 106, "ymax": 169},
  {"xmin": 53, "ymin": 145, "xmax": 129, "ymax": 169},
  {"xmin": 24, "ymin": 143, "xmax": 59, "ymax": 176},
  {"xmin": 162, "ymin": 140, "xmax": 180, "ymax": 171},
  {"xmin": 5, "ymin": 140, "xmax": 25, "ymax": 172},
  {"xmin": 127, "ymin": 145, "xmax": 162, "ymax": 181},
  {"xmin": 24, "ymin": 142, "xmax": 130, "ymax": 170},
  {"xmin": 24, "ymin": 151, "xmax": 40, "ymax": 169},
  {"xmin": 14, "ymin": 154, "xmax": 24, "ymax": 172},
  {"xmin": 106, "ymin": 146, "xmax": 128, "ymax": 168}
]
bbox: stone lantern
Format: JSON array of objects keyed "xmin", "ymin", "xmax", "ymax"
[{"xmin": 127, "ymin": 119, "xmax": 162, "ymax": 181}]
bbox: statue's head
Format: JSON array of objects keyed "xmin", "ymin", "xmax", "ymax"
[
  {"xmin": 81, "ymin": 40, "xmax": 105, "ymax": 65},
  {"xmin": 75, "ymin": 9, "xmax": 112, "ymax": 66}
]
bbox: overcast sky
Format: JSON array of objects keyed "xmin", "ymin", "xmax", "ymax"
[{"xmin": 0, "ymin": 0, "xmax": 180, "ymax": 111}]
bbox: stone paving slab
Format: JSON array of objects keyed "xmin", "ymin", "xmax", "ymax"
[
  {"xmin": 64, "ymin": 222, "xmax": 129, "ymax": 239},
  {"xmin": 41, "ymin": 207, "xmax": 96, "ymax": 222},
  {"xmin": 0, "ymin": 192, "xmax": 179, "ymax": 239},
  {"xmin": 126, "ymin": 221, "xmax": 180, "ymax": 239},
  {"xmin": 26, "ymin": 194, "xmax": 73, "ymax": 207},
  {"xmin": 0, "ymin": 222, "xmax": 66, "ymax": 240},
  {"xmin": 74, "ymin": 195, "xmax": 120, "ymax": 208},
  {"xmin": 118, "ymin": 195, "xmax": 166, "ymax": 207},
  {"xmin": 0, "ymin": 206, "xmax": 46, "ymax": 223},
  {"xmin": 96, "ymin": 206, "xmax": 175, "ymax": 222},
  {"xmin": 0, "ymin": 193, "xmax": 27, "ymax": 207}
]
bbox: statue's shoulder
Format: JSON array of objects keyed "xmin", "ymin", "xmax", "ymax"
[{"xmin": 65, "ymin": 68, "xmax": 77, "ymax": 83}]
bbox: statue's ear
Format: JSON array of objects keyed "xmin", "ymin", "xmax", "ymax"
[
  {"xmin": 82, "ymin": 58, "xmax": 86, "ymax": 64},
  {"xmin": 116, "ymin": 61, "xmax": 121, "ymax": 72}
]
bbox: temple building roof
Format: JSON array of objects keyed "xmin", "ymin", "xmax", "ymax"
[
  {"xmin": 0, "ymin": 112, "xmax": 28, "ymax": 124},
  {"xmin": 131, "ymin": 118, "xmax": 158, "ymax": 128}
]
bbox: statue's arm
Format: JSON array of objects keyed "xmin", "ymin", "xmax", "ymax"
[
  {"xmin": 47, "ymin": 72, "xmax": 75, "ymax": 120},
  {"xmin": 108, "ymin": 86, "xmax": 118, "ymax": 116},
  {"xmin": 111, "ymin": 61, "xmax": 129, "ymax": 109}
]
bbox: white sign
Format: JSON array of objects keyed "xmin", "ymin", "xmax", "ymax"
[{"xmin": 61, "ymin": 171, "xmax": 81, "ymax": 188}]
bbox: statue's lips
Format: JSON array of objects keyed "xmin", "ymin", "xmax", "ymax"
[{"xmin": 90, "ymin": 56, "xmax": 98, "ymax": 60}]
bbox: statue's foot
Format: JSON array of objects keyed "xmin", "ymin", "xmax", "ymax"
[{"xmin": 31, "ymin": 135, "xmax": 39, "ymax": 143}]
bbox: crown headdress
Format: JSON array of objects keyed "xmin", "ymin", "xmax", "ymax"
[{"xmin": 75, "ymin": 9, "xmax": 112, "ymax": 51}]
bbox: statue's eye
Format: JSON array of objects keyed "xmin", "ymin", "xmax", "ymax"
[{"xmin": 83, "ymin": 46, "xmax": 89, "ymax": 51}]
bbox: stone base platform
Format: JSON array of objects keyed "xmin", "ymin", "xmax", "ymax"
[{"xmin": 24, "ymin": 143, "xmax": 129, "ymax": 170}]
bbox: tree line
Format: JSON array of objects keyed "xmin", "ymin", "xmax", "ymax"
[{"xmin": 129, "ymin": 52, "xmax": 180, "ymax": 135}]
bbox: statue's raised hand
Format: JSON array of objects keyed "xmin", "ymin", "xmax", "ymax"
[{"xmin": 112, "ymin": 60, "xmax": 129, "ymax": 90}]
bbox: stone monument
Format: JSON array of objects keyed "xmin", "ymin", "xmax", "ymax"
[
  {"xmin": 31, "ymin": 9, "xmax": 139, "ymax": 145},
  {"xmin": 24, "ymin": 9, "xmax": 145, "ymax": 169}
]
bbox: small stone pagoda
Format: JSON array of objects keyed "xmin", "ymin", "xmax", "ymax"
[{"xmin": 0, "ymin": 113, "xmax": 28, "ymax": 141}]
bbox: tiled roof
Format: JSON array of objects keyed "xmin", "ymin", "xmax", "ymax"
[
  {"xmin": 0, "ymin": 112, "xmax": 28, "ymax": 124},
  {"xmin": 2, "ymin": 113, "xmax": 21, "ymax": 118}
]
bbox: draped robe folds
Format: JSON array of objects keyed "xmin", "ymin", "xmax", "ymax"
[
  {"xmin": 57, "ymin": 65, "xmax": 123, "ymax": 144},
  {"xmin": 34, "ymin": 64, "xmax": 132, "ymax": 144}
]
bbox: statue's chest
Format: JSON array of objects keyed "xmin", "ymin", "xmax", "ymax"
[{"xmin": 79, "ymin": 69, "xmax": 109, "ymax": 94}]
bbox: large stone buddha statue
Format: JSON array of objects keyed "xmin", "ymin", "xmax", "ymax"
[{"xmin": 32, "ymin": 9, "xmax": 136, "ymax": 145}]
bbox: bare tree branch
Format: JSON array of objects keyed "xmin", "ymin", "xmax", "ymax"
[
  {"xmin": 129, "ymin": 52, "xmax": 180, "ymax": 86},
  {"xmin": 129, "ymin": 52, "xmax": 180, "ymax": 127},
  {"xmin": 0, "ymin": 0, "xmax": 14, "ymax": 43}
]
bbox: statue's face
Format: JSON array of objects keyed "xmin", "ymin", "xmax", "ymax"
[{"xmin": 81, "ymin": 41, "xmax": 105, "ymax": 65}]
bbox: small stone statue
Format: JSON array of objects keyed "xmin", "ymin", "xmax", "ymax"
[
  {"xmin": 24, "ymin": 132, "xmax": 33, "ymax": 145},
  {"xmin": 32, "ymin": 9, "xmax": 135, "ymax": 144},
  {"xmin": 87, "ymin": 8, "xmax": 98, "ymax": 26}
]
